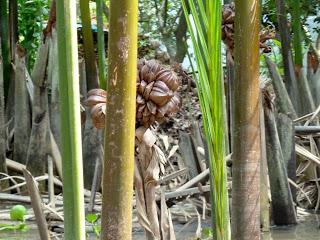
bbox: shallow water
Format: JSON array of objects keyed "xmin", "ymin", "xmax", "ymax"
[
  {"xmin": 1, "ymin": 214, "xmax": 319, "ymax": 239},
  {"xmin": 262, "ymin": 214, "xmax": 320, "ymax": 240}
]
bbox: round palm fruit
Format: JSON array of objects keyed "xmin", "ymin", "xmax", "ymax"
[
  {"xmin": 10, "ymin": 205, "xmax": 27, "ymax": 221},
  {"xmin": 86, "ymin": 59, "xmax": 180, "ymax": 129}
]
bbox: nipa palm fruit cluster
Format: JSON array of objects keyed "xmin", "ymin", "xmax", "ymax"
[
  {"xmin": 222, "ymin": 4, "xmax": 275, "ymax": 55},
  {"xmin": 86, "ymin": 59, "xmax": 180, "ymax": 129}
]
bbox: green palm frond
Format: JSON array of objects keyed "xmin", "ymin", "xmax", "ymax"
[{"xmin": 182, "ymin": 1, "xmax": 230, "ymax": 239}]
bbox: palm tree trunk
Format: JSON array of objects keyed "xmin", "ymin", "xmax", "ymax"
[
  {"xmin": 14, "ymin": 46, "xmax": 31, "ymax": 165},
  {"xmin": 100, "ymin": 0, "xmax": 138, "ymax": 239},
  {"xmin": 0, "ymin": 56, "xmax": 8, "ymax": 188},
  {"xmin": 9, "ymin": 0, "xmax": 18, "ymax": 61},
  {"xmin": 56, "ymin": 0, "xmax": 86, "ymax": 239},
  {"xmin": 275, "ymin": 0, "xmax": 300, "ymax": 114},
  {"xmin": 232, "ymin": 0, "xmax": 261, "ymax": 239},
  {"xmin": 0, "ymin": 0, "xmax": 11, "ymax": 100}
]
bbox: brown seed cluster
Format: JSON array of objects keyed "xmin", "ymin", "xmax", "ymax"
[
  {"xmin": 222, "ymin": 4, "xmax": 235, "ymax": 52},
  {"xmin": 86, "ymin": 88, "xmax": 107, "ymax": 129},
  {"xmin": 136, "ymin": 59, "xmax": 180, "ymax": 127},
  {"xmin": 222, "ymin": 4, "xmax": 275, "ymax": 55},
  {"xmin": 85, "ymin": 59, "xmax": 180, "ymax": 129}
]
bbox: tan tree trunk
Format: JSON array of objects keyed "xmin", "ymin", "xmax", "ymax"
[
  {"xmin": 100, "ymin": 0, "xmax": 138, "ymax": 239},
  {"xmin": 231, "ymin": 0, "xmax": 261, "ymax": 239}
]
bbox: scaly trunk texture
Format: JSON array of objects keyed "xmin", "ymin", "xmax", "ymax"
[
  {"xmin": 264, "ymin": 94, "xmax": 297, "ymax": 225},
  {"xmin": 9, "ymin": 0, "xmax": 18, "ymax": 60},
  {"xmin": 275, "ymin": 0, "xmax": 300, "ymax": 114},
  {"xmin": 232, "ymin": 1, "xmax": 261, "ymax": 239},
  {"xmin": 26, "ymin": 41, "xmax": 49, "ymax": 188},
  {"xmin": 56, "ymin": 0, "xmax": 86, "ymax": 239},
  {"xmin": 100, "ymin": 0, "xmax": 138, "ymax": 239},
  {"xmin": 0, "ymin": 56, "xmax": 8, "ymax": 188},
  {"xmin": 0, "ymin": 0, "xmax": 11, "ymax": 100},
  {"xmin": 13, "ymin": 46, "xmax": 31, "ymax": 165},
  {"xmin": 48, "ymin": 28, "xmax": 61, "ymax": 149}
]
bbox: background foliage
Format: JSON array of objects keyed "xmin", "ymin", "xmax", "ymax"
[{"xmin": 18, "ymin": 0, "xmax": 49, "ymax": 68}]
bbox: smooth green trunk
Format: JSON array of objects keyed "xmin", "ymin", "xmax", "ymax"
[
  {"xmin": 96, "ymin": 0, "xmax": 106, "ymax": 89},
  {"xmin": 56, "ymin": 0, "xmax": 85, "ymax": 239},
  {"xmin": 100, "ymin": 0, "xmax": 138, "ymax": 239},
  {"xmin": 232, "ymin": 0, "xmax": 261, "ymax": 239},
  {"xmin": 79, "ymin": 0, "xmax": 99, "ymax": 90}
]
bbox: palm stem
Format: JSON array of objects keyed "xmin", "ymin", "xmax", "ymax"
[
  {"xmin": 96, "ymin": 0, "xmax": 107, "ymax": 89},
  {"xmin": 100, "ymin": 0, "xmax": 138, "ymax": 239},
  {"xmin": 182, "ymin": 1, "xmax": 230, "ymax": 239},
  {"xmin": 56, "ymin": 0, "xmax": 85, "ymax": 239},
  {"xmin": 232, "ymin": 0, "xmax": 261, "ymax": 239},
  {"xmin": 79, "ymin": 0, "xmax": 99, "ymax": 90}
]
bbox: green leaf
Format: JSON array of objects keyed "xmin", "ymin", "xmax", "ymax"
[
  {"xmin": 86, "ymin": 213, "xmax": 98, "ymax": 223},
  {"xmin": 93, "ymin": 225, "xmax": 101, "ymax": 236},
  {"xmin": 182, "ymin": 1, "xmax": 230, "ymax": 239},
  {"xmin": 202, "ymin": 227, "xmax": 213, "ymax": 238}
]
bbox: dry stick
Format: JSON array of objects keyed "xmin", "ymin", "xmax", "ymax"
[
  {"xmin": 287, "ymin": 178, "xmax": 312, "ymax": 205},
  {"xmin": 295, "ymin": 126, "xmax": 320, "ymax": 134},
  {"xmin": 48, "ymin": 156, "xmax": 55, "ymax": 208},
  {"xmin": 0, "ymin": 173, "xmax": 21, "ymax": 193},
  {"xmin": 175, "ymin": 169, "xmax": 209, "ymax": 192},
  {"xmin": 157, "ymin": 168, "xmax": 188, "ymax": 185},
  {"xmin": 2, "ymin": 175, "xmax": 51, "ymax": 192},
  {"xmin": 160, "ymin": 189, "xmax": 175, "ymax": 240},
  {"xmin": 22, "ymin": 168, "xmax": 50, "ymax": 240},
  {"xmin": 295, "ymin": 144, "xmax": 320, "ymax": 166},
  {"xmin": 259, "ymin": 96, "xmax": 270, "ymax": 232},
  {"xmin": 88, "ymin": 148, "xmax": 103, "ymax": 212},
  {"xmin": 165, "ymin": 185, "xmax": 210, "ymax": 200},
  {"xmin": 5, "ymin": 158, "xmax": 62, "ymax": 186},
  {"xmin": 294, "ymin": 112, "xmax": 314, "ymax": 123},
  {"xmin": 0, "ymin": 193, "xmax": 33, "ymax": 203},
  {"xmin": 0, "ymin": 192, "xmax": 94, "ymax": 207},
  {"xmin": 175, "ymin": 154, "xmax": 232, "ymax": 192},
  {"xmin": 304, "ymin": 104, "xmax": 320, "ymax": 126}
]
